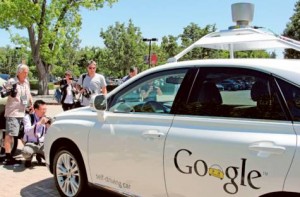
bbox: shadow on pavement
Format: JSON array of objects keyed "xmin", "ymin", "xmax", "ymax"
[
  {"xmin": 20, "ymin": 177, "xmax": 59, "ymax": 197},
  {"xmin": 20, "ymin": 177, "xmax": 123, "ymax": 197}
]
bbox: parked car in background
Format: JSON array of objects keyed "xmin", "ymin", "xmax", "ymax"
[
  {"xmin": 0, "ymin": 77, "xmax": 7, "ymax": 126},
  {"xmin": 0, "ymin": 74, "xmax": 10, "ymax": 81},
  {"xmin": 0, "ymin": 77, "xmax": 8, "ymax": 155},
  {"xmin": 219, "ymin": 79, "xmax": 240, "ymax": 91}
]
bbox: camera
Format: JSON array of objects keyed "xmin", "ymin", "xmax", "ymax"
[
  {"xmin": 46, "ymin": 117, "xmax": 53, "ymax": 125},
  {"xmin": 0, "ymin": 82, "xmax": 17, "ymax": 98},
  {"xmin": 82, "ymin": 88, "xmax": 94, "ymax": 98}
]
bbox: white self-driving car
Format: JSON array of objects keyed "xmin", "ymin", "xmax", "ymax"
[{"xmin": 44, "ymin": 3, "xmax": 300, "ymax": 197}]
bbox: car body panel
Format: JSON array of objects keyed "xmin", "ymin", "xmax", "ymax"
[
  {"xmin": 164, "ymin": 117, "xmax": 296, "ymax": 196},
  {"xmin": 44, "ymin": 107, "xmax": 96, "ymax": 180},
  {"xmin": 88, "ymin": 112, "xmax": 173, "ymax": 196},
  {"xmin": 284, "ymin": 123, "xmax": 300, "ymax": 192}
]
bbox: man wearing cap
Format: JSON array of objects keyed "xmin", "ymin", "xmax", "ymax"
[{"xmin": 122, "ymin": 66, "xmax": 138, "ymax": 82}]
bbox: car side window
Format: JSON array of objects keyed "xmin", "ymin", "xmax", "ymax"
[
  {"xmin": 277, "ymin": 78, "xmax": 300, "ymax": 121},
  {"xmin": 108, "ymin": 69, "xmax": 187, "ymax": 114},
  {"xmin": 177, "ymin": 67, "xmax": 286, "ymax": 120}
]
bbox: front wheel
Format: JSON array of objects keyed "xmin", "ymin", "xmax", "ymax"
[{"xmin": 53, "ymin": 149, "xmax": 87, "ymax": 197}]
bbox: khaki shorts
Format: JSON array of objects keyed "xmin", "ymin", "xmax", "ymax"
[{"xmin": 5, "ymin": 117, "xmax": 22, "ymax": 137}]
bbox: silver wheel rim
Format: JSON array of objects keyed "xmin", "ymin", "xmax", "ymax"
[{"xmin": 56, "ymin": 152, "xmax": 80, "ymax": 197}]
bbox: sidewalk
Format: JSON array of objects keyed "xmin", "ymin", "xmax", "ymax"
[{"xmin": 31, "ymin": 89, "xmax": 59, "ymax": 105}]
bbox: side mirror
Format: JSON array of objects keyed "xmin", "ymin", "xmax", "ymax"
[
  {"xmin": 93, "ymin": 94, "xmax": 107, "ymax": 110},
  {"xmin": 91, "ymin": 94, "xmax": 107, "ymax": 122}
]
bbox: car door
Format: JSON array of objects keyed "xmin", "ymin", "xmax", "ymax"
[
  {"xmin": 276, "ymin": 78, "xmax": 300, "ymax": 193},
  {"xmin": 164, "ymin": 67, "xmax": 297, "ymax": 197},
  {"xmin": 88, "ymin": 68, "xmax": 189, "ymax": 196}
]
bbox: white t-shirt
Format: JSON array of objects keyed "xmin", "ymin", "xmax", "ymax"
[
  {"xmin": 77, "ymin": 73, "xmax": 107, "ymax": 106},
  {"xmin": 64, "ymin": 84, "xmax": 74, "ymax": 104}
]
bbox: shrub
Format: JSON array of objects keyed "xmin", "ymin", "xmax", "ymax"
[{"xmin": 30, "ymin": 80, "xmax": 54, "ymax": 90}]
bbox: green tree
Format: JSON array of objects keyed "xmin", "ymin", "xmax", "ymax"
[
  {"xmin": 0, "ymin": 0, "xmax": 117, "ymax": 95},
  {"xmin": 100, "ymin": 19, "xmax": 146, "ymax": 77},
  {"xmin": 283, "ymin": 1, "xmax": 300, "ymax": 58},
  {"xmin": 180, "ymin": 23, "xmax": 217, "ymax": 60},
  {"xmin": 160, "ymin": 35, "xmax": 180, "ymax": 62},
  {"xmin": 0, "ymin": 46, "xmax": 28, "ymax": 76}
]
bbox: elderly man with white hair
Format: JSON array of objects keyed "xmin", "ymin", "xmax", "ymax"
[{"xmin": 2, "ymin": 64, "xmax": 33, "ymax": 165}]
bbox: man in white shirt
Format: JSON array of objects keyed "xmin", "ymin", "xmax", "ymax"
[
  {"xmin": 2, "ymin": 64, "xmax": 33, "ymax": 165},
  {"xmin": 22, "ymin": 100, "xmax": 51, "ymax": 168},
  {"xmin": 77, "ymin": 60, "xmax": 107, "ymax": 107}
]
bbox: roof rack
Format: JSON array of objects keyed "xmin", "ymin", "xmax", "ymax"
[{"xmin": 167, "ymin": 27, "xmax": 300, "ymax": 63}]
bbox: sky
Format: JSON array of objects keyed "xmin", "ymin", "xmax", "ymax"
[{"xmin": 0, "ymin": 0, "xmax": 297, "ymax": 48}]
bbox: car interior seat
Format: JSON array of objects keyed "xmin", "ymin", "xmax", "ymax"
[
  {"xmin": 250, "ymin": 80, "xmax": 274, "ymax": 118},
  {"xmin": 198, "ymin": 81, "xmax": 223, "ymax": 105},
  {"xmin": 195, "ymin": 81, "xmax": 223, "ymax": 116}
]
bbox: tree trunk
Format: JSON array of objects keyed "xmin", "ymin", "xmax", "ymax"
[
  {"xmin": 37, "ymin": 61, "xmax": 49, "ymax": 95},
  {"xmin": 28, "ymin": 26, "xmax": 49, "ymax": 95},
  {"xmin": 33, "ymin": 56, "xmax": 49, "ymax": 95}
]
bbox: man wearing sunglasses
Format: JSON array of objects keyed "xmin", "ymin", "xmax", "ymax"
[{"xmin": 76, "ymin": 60, "xmax": 107, "ymax": 107}]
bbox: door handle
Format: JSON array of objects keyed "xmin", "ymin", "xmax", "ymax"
[
  {"xmin": 249, "ymin": 141, "xmax": 286, "ymax": 157},
  {"xmin": 142, "ymin": 130, "xmax": 165, "ymax": 139}
]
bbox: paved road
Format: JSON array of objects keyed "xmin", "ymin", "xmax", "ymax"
[{"xmin": 0, "ymin": 104, "xmax": 121, "ymax": 197}]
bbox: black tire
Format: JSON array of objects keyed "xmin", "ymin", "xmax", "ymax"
[
  {"xmin": 0, "ymin": 133, "xmax": 18, "ymax": 156},
  {"xmin": 53, "ymin": 148, "xmax": 88, "ymax": 197}
]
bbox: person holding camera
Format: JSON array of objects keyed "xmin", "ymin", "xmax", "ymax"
[
  {"xmin": 2, "ymin": 64, "xmax": 33, "ymax": 165},
  {"xmin": 140, "ymin": 80, "xmax": 163, "ymax": 102},
  {"xmin": 22, "ymin": 100, "xmax": 51, "ymax": 168},
  {"xmin": 76, "ymin": 60, "xmax": 107, "ymax": 107},
  {"xmin": 60, "ymin": 70, "xmax": 77, "ymax": 111}
]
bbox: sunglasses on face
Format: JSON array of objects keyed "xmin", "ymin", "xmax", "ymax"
[{"xmin": 88, "ymin": 67, "xmax": 96, "ymax": 70}]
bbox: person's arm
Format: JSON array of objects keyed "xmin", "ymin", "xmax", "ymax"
[
  {"xmin": 60, "ymin": 79, "xmax": 67, "ymax": 91},
  {"xmin": 102, "ymin": 86, "xmax": 107, "ymax": 95},
  {"xmin": 156, "ymin": 86, "xmax": 163, "ymax": 96},
  {"xmin": 100, "ymin": 75, "xmax": 107, "ymax": 95},
  {"xmin": 23, "ymin": 114, "xmax": 34, "ymax": 136}
]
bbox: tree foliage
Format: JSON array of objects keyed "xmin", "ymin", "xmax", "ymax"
[
  {"xmin": 161, "ymin": 35, "xmax": 180, "ymax": 61},
  {"xmin": 283, "ymin": 1, "xmax": 300, "ymax": 58},
  {"xmin": 0, "ymin": 0, "xmax": 117, "ymax": 95},
  {"xmin": 100, "ymin": 19, "xmax": 146, "ymax": 77},
  {"xmin": 180, "ymin": 23, "xmax": 217, "ymax": 60}
]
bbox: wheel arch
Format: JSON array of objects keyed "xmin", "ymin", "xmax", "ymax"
[
  {"xmin": 49, "ymin": 138, "xmax": 87, "ymax": 177},
  {"xmin": 260, "ymin": 191, "xmax": 300, "ymax": 197}
]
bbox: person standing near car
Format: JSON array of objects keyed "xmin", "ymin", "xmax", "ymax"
[
  {"xmin": 60, "ymin": 70, "xmax": 77, "ymax": 111},
  {"xmin": 22, "ymin": 99, "xmax": 51, "ymax": 167},
  {"xmin": 122, "ymin": 66, "xmax": 138, "ymax": 82},
  {"xmin": 3, "ymin": 64, "xmax": 33, "ymax": 165},
  {"xmin": 76, "ymin": 60, "xmax": 107, "ymax": 107}
]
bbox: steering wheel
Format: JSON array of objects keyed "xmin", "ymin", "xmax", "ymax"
[{"xmin": 141, "ymin": 101, "xmax": 167, "ymax": 113}]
